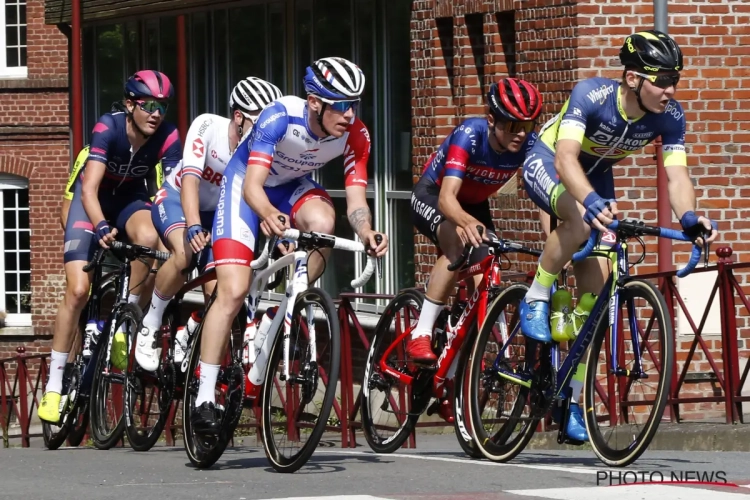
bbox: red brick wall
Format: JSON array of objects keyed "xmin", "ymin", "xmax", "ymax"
[
  {"xmin": 411, "ymin": 0, "xmax": 748, "ymax": 421},
  {"xmin": 0, "ymin": 0, "xmax": 70, "ymax": 363}
]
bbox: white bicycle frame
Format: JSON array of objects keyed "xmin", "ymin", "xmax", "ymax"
[{"xmin": 246, "ymin": 229, "xmax": 377, "ymax": 387}]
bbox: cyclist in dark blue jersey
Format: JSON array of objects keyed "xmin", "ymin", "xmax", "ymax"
[
  {"xmin": 518, "ymin": 31, "xmax": 718, "ymax": 443},
  {"xmin": 40, "ymin": 70, "xmax": 182, "ymax": 424},
  {"xmin": 407, "ymin": 77, "xmax": 542, "ymax": 380}
]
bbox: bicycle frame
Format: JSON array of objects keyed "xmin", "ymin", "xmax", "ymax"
[
  {"xmin": 378, "ymin": 253, "xmax": 504, "ymax": 398},
  {"xmin": 245, "ymin": 248, "xmax": 312, "ymax": 398}
]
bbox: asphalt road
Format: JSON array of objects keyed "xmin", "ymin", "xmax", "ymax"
[{"xmin": 1, "ymin": 435, "xmax": 749, "ymax": 500}]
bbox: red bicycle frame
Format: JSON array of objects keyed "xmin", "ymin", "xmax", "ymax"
[{"xmin": 377, "ymin": 253, "xmax": 503, "ymax": 398}]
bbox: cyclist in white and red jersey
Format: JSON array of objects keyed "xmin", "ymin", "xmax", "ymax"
[
  {"xmin": 519, "ymin": 31, "xmax": 717, "ymax": 442},
  {"xmin": 134, "ymin": 77, "xmax": 282, "ymax": 371},
  {"xmin": 190, "ymin": 57, "xmax": 388, "ymax": 433}
]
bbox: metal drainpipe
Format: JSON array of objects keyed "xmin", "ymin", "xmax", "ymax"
[
  {"xmin": 71, "ymin": 0, "xmax": 83, "ymax": 155},
  {"xmin": 176, "ymin": 16, "xmax": 188, "ymax": 142},
  {"xmin": 654, "ymin": 0, "xmax": 672, "ymax": 273}
]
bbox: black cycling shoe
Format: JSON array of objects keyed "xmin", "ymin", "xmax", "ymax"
[{"xmin": 191, "ymin": 402, "xmax": 222, "ymax": 436}]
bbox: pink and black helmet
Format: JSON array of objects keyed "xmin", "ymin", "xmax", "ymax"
[{"xmin": 124, "ymin": 70, "xmax": 174, "ymax": 100}]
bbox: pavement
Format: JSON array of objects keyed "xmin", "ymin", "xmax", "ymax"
[{"xmin": 1, "ymin": 434, "xmax": 750, "ymax": 500}]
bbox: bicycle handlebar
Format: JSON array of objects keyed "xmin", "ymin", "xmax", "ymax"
[
  {"xmin": 572, "ymin": 219, "xmax": 716, "ymax": 278},
  {"xmin": 447, "ymin": 227, "xmax": 542, "ymax": 272},
  {"xmin": 250, "ymin": 229, "xmax": 380, "ymax": 289},
  {"xmin": 82, "ymin": 241, "xmax": 171, "ymax": 273}
]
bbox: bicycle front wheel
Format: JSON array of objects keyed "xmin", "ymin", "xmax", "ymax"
[
  {"xmin": 583, "ymin": 278, "xmax": 673, "ymax": 467},
  {"xmin": 261, "ymin": 287, "xmax": 340, "ymax": 473}
]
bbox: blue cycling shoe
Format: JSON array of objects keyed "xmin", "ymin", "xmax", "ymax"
[
  {"xmin": 519, "ymin": 300, "xmax": 552, "ymax": 343},
  {"xmin": 565, "ymin": 402, "xmax": 589, "ymax": 442}
]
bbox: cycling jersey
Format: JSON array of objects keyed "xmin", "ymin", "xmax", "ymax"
[
  {"xmin": 212, "ymin": 95, "xmax": 369, "ymax": 267},
  {"xmin": 538, "ymin": 77, "xmax": 686, "ymax": 173},
  {"xmin": 88, "ymin": 111, "xmax": 181, "ymax": 189},
  {"xmin": 231, "ymin": 95, "xmax": 370, "ymax": 187},
  {"xmin": 64, "ymin": 145, "xmax": 164, "ymax": 202},
  {"xmin": 523, "ymin": 77, "xmax": 687, "ymax": 217},
  {"xmin": 63, "ymin": 147, "xmax": 90, "ymax": 201},
  {"xmin": 164, "ymin": 113, "xmax": 237, "ymax": 211},
  {"xmin": 420, "ymin": 117, "xmax": 537, "ymax": 204}
]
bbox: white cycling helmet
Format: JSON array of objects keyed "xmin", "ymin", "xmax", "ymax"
[
  {"xmin": 230, "ymin": 77, "xmax": 283, "ymax": 118},
  {"xmin": 304, "ymin": 57, "xmax": 365, "ymax": 100}
]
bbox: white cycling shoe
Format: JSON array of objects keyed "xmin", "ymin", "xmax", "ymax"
[{"xmin": 135, "ymin": 325, "xmax": 161, "ymax": 372}]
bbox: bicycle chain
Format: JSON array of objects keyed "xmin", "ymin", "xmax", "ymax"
[{"xmin": 530, "ymin": 347, "xmax": 557, "ymax": 420}]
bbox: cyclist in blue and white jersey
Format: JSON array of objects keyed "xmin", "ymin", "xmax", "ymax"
[
  {"xmin": 519, "ymin": 31, "xmax": 718, "ymax": 442},
  {"xmin": 190, "ymin": 57, "xmax": 388, "ymax": 434},
  {"xmin": 135, "ymin": 77, "xmax": 282, "ymax": 371}
]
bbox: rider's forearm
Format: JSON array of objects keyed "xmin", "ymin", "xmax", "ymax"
[
  {"xmin": 347, "ymin": 203, "xmax": 373, "ymax": 239},
  {"xmin": 181, "ymin": 175, "xmax": 203, "ymax": 227},
  {"xmin": 438, "ymin": 193, "xmax": 475, "ymax": 227},
  {"xmin": 81, "ymin": 186, "xmax": 107, "ymax": 228},
  {"xmin": 667, "ymin": 169, "xmax": 696, "ymax": 220},
  {"xmin": 243, "ymin": 180, "xmax": 276, "ymax": 220},
  {"xmin": 555, "ymin": 152, "xmax": 598, "ymax": 205}
]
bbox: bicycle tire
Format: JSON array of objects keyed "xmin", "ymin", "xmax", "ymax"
[
  {"xmin": 360, "ymin": 288, "xmax": 424, "ymax": 454},
  {"xmin": 123, "ymin": 325, "xmax": 170, "ymax": 452},
  {"xmin": 65, "ymin": 400, "xmax": 90, "ymax": 447},
  {"xmin": 89, "ymin": 303, "xmax": 142, "ymax": 450},
  {"xmin": 583, "ymin": 278, "xmax": 673, "ymax": 467},
  {"xmin": 452, "ymin": 327, "xmax": 482, "ymax": 459},
  {"xmin": 468, "ymin": 283, "xmax": 542, "ymax": 462},
  {"xmin": 182, "ymin": 299, "xmax": 246, "ymax": 469},
  {"xmin": 261, "ymin": 287, "xmax": 340, "ymax": 473}
]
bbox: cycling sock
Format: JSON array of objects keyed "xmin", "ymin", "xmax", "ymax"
[
  {"xmin": 411, "ymin": 296, "xmax": 444, "ymax": 339},
  {"xmin": 143, "ymin": 289, "xmax": 173, "ymax": 330},
  {"xmin": 525, "ymin": 265, "xmax": 557, "ymax": 303},
  {"xmin": 46, "ymin": 350, "xmax": 69, "ymax": 394},
  {"xmin": 569, "ymin": 363, "xmax": 585, "ymax": 404},
  {"xmin": 128, "ymin": 293, "xmax": 140, "ymax": 305},
  {"xmin": 196, "ymin": 361, "xmax": 220, "ymax": 407}
]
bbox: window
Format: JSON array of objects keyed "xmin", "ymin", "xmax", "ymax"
[
  {"xmin": 0, "ymin": 0, "xmax": 27, "ymax": 78},
  {"xmin": 0, "ymin": 175, "xmax": 30, "ymax": 327}
]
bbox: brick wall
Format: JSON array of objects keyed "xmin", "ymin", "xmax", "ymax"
[
  {"xmin": 410, "ymin": 0, "xmax": 749, "ymax": 421},
  {"xmin": 0, "ymin": 0, "xmax": 70, "ymax": 363}
]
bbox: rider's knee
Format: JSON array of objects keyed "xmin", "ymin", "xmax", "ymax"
[
  {"xmin": 64, "ymin": 279, "xmax": 90, "ymax": 309},
  {"xmin": 130, "ymin": 223, "xmax": 159, "ymax": 248},
  {"xmin": 297, "ymin": 211, "xmax": 335, "ymax": 235},
  {"xmin": 215, "ymin": 274, "xmax": 249, "ymax": 310}
]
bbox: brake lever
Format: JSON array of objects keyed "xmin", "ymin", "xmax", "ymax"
[{"xmin": 374, "ymin": 234, "xmax": 383, "ymax": 280}]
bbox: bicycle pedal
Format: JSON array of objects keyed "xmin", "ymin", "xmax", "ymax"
[{"xmin": 425, "ymin": 398, "xmax": 440, "ymax": 417}]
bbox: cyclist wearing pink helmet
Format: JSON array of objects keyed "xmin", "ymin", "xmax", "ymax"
[{"xmin": 39, "ymin": 70, "xmax": 182, "ymax": 424}]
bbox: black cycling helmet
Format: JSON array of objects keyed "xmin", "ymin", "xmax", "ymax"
[{"xmin": 619, "ymin": 30, "xmax": 683, "ymax": 73}]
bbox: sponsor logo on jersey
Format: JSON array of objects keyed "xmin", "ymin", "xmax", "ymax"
[
  {"xmin": 589, "ymin": 130, "xmax": 649, "ymax": 152},
  {"xmin": 587, "ymin": 83, "xmax": 615, "ymax": 105},
  {"xmin": 573, "ymin": 107, "xmax": 583, "ymax": 117},
  {"xmin": 260, "ymin": 111, "xmax": 286, "ymax": 129},
  {"xmin": 192, "ymin": 138, "xmax": 204, "ymax": 158},
  {"xmin": 632, "ymin": 131, "xmax": 654, "ymax": 139},
  {"xmin": 665, "ymin": 101, "xmax": 683, "ymax": 121},
  {"xmin": 197, "ymin": 118, "xmax": 212, "ymax": 137},
  {"xmin": 300, "ymin": 149, "xmax": 320, "ymax": 160},
  {"xmin": 599, "ymin": 123, "xmax": 615, "ymax": 133},
  {"xmin": 276, "ymin": 150, "xmax": 326, "ymax": 168}
]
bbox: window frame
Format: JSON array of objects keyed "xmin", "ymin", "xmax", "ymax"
[
  {"xmin": 0, "ymin": 175, "xmax": 31, "ymax": 327},
  {"xmin": 0, "ymin": 0, "xmax": 28, "ymax": 78}
]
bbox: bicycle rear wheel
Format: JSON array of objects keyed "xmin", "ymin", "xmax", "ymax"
[
  {"xmin": 360, "ymin": 288, "xmax": 424, "ymax": 454},
  {"xmin": 261, "ymin": 287, "xmax": 340, "ymax": 473},
  {"xmin": 89, "ymin": 303, "xmax": 141, "ymax": 450},
  {"xmin": 584, "ymin": 279, "xmax": 673, "ymax": 467},
  {"xmin": 182, "ymin": 299, "xmax": 246, "ymax": 469},
  {"xmin": 452, "ymin": 328, "xmax": 482, "ymax": 459}
]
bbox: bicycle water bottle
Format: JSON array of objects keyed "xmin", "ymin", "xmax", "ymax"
[
  {"xmin": 571, "ymin": 292, "xmax": 597, "ymax": 337},
  {"xmin": 246, "ymin": 305, "xmax": 279, "ymax": 396},
  {"xmin": 175, "ymin": 311, "xmax": 202, "ymax": 364},
  {"xmin": 550, "ymin": 289, "xmax": 574, "ymax": 343},
  {"xmin": 82, "ymin": 320, "xmax": 104, "ymax": 359},
  {"xmin": 242, "ymin": 313, "xmax": 259, "ymax": 367},
  {"xmin": 253, "ymin": 306, "xmax": 278, "ymax": 360}
]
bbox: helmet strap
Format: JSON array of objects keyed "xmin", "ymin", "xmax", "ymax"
[
  {"xmin": 630, "ymin": 78, "xmax": 651, "ymax": 114},
  {"xmin": 315, "ymin": 104, "xmax": 332, "ymax": 137},
  {"xmin": 126, "ymin": 106, "xmax": 152, "ymax": 139}
]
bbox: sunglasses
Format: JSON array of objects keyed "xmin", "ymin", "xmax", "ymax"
[
  {"xmin": 498, "ymin": 120, "xmax": 536, "ymax": 134},
  {"xmin": 633, "ymin": 71, "xmax": 680, "ymax": 89},
  {"xmin": 135, "ymin": 100, "xmax": 169, "ymax": 115},
  {"xmin": 319, "ymin": 97, "xmax": 360, "ymax": 113}
]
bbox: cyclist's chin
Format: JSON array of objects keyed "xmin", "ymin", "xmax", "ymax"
[
  {"xmin": 646, "ymin": 99, "xmax": 669, "ymax": 114},
  {"xmin": 503, "ymin": 140, "xmax": 523, "ymax": 153}
]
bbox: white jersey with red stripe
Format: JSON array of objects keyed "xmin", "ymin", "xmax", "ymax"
[
  {"xmin": 165, "ymin": 113, "xmax": 241, "ymax": 211},
  {"xmin": 228, "ymin": 95, "xmax": 370, "ymax": 188}
]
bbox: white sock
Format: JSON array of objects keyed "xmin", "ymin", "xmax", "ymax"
[
  {"xmin": 143, "ymin": 289, "xmax": 172, "ymax": 330},
  {"xmin": 196, "ymin": 361, "xmax": 220, "ymax": 407},
  {"xmin": 128, "ymin": 293, "xmax": 140, "ymax": 305},
  {"xmin": 46, "ymin": 350, "xmax": 69, "ymax": 394},
  {"xmin": 525, "ymin": 279, "xmax": 552, "ymax": 303},
  {"xmin": 411, "ymin": 297, "xmax": 444, "ymax": 339},
  {"xmin": 569, "ymin": 379, "xmax": 583, "ymax": 404}
]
